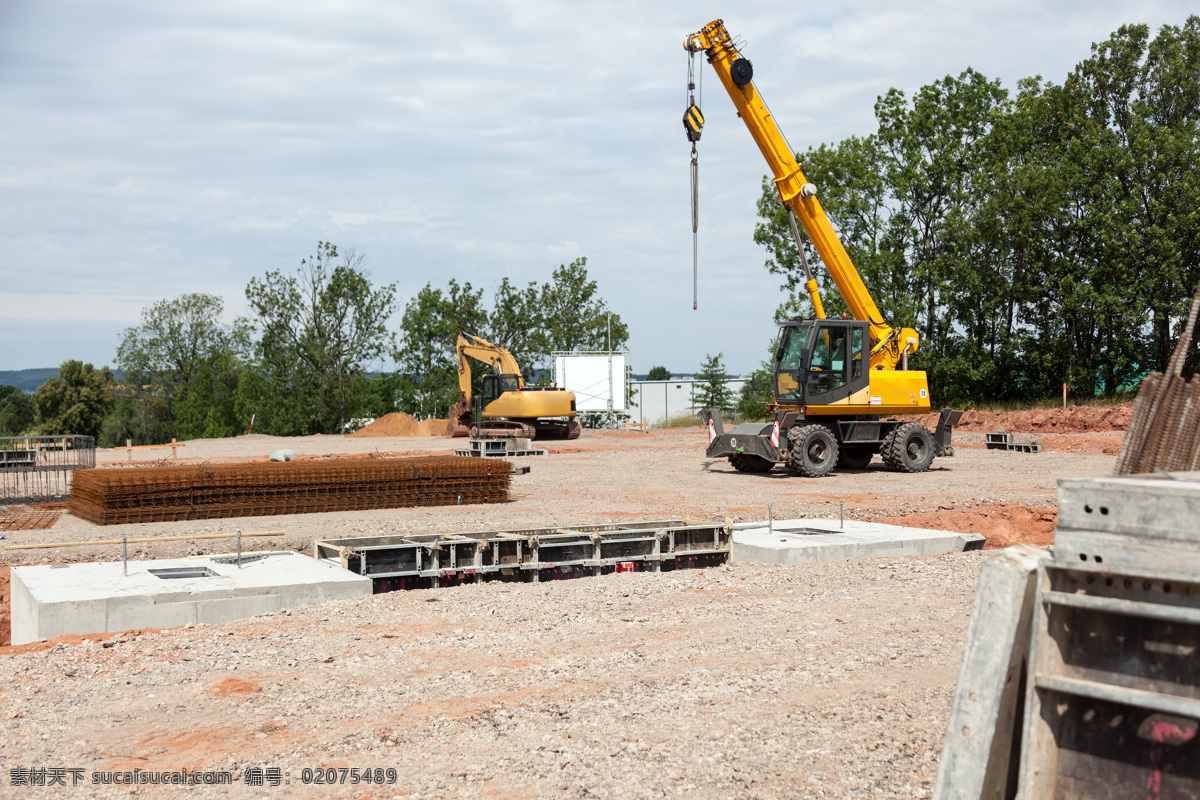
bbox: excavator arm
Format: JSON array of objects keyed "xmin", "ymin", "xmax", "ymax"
[
  {"xmin": 684, "ymin": 20, "xmax": 919, "ymax": 371},
  {"xmin": 454, "ymin": 332, "xmax": 525, "ymax": 404}
]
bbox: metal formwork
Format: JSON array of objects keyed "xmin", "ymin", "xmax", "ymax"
[
  {"xmin": 314, "ymin": 518, "xmax": 731, "ymax": 590},
  {"xmin": 985, "ymin": 431, "xmax": 1042, "ymax": 453},
  {"xmin": 0, "ymin": 436, "xmax": 96, "ymax": 504},
  {"xmin": 1018, "ymin": 475, "xmax": 1200, "ymax": 798}
]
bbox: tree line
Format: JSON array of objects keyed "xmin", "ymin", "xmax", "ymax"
[
  {"xmin": 754, "ymin": 18, "xmax": 1200, "ymax": 404},
  {"xmin": 2, "ymin": 246, "xmax": 627, "ymax": 444}
]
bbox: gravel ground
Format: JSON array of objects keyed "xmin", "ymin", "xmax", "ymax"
[
  {"xmin": 2, "ymin": 428, "xmax": 1112, "ymax": 564},
  {"xmin": 0, "ymin": 426, "xmax": 1117, "ymax": 798},
  {"xmin": 1, "ymin": 555, "xmax": 982, "ymax": 799}
]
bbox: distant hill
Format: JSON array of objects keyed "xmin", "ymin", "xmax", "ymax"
[{"xmin": 0, "ymin": 368, "xmax": 59, "ymax": 393}]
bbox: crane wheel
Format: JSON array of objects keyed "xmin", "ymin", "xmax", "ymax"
[
  {"xmin": 566, "ymin": 420, "xmax": 582, "ymax": 440},
  {"xmin": 837, "ymin": 445, "xmax": 875, "ymax": 470},
  {"xmin": 881, "ymin": 422, "xmax": 935, "ymax": 473},
  {"xmin": 786, "ymin": 424, "xmax": 839, "ymax": 478},
  {"xmin": 731, "ymin": 454, "xmax": 775, "ymax": 473}
]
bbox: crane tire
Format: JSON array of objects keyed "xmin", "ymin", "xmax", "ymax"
[
  {"xmin": 881, "ymin": 422, "xmax": 935, "ymax": 473},
  {"xmin": 731, "ymin": 454, "xmax": 775, "ymax": 473},
  {"xmin": 837, "ymin": 445, "xmax": 875, "ymax": 470},
  {"xmin": 786, "ymin": 424, "xmax": 839, "ymax": 478}
]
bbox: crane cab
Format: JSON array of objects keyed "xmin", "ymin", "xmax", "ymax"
[{"xmin": 773, "ymin": 319, "xmax": 931, "ymax": 416}]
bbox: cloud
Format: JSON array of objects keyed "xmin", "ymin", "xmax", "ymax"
[{"xmin": 0, "ymin": 0, "xmax": 1194, "ymax": 372}]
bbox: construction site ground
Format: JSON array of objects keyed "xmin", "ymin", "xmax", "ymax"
[{"xmin": 0, "ymin": 410, "xmax": 1122, "ymax": 798}]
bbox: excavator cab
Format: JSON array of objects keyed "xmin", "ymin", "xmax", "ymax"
[
  {"xmin": 773, "ymin": 319, "xmax": 870, "ymax": 409},
  {"xmin": 480, "ymin": 374, "xmax": 522, "ymax": 410}
]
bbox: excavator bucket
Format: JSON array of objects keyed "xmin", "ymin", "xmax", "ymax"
[{"xmin": 444, "ymin": 396, "xmax": 472, "ymax": 438}]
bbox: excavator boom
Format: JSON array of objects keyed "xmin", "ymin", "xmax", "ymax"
[{"xmin": 455, "ymin": 333, "xmax": 525, "ymax": 404}]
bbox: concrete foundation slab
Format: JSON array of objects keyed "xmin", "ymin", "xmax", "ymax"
[
  {"xmin": 732, "ymin": 519, "xmax": 985, "ymax": 565},
  {"xmin": 10, "ymin": 551, "xmax": 372, "ymax": 645}
]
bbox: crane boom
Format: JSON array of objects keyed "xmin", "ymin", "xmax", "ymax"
[{"xmin": 684, "ymin": 19, "xmax": 918, "ymax": 370}]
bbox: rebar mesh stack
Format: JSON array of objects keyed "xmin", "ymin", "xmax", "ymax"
[
  {"xmin": 67, "ymin": 456, "xmax": 512, "ymax": 525},
  {"xmin": 1115, "ymin": 279, "xmax": 1200, "ymax": 474}
]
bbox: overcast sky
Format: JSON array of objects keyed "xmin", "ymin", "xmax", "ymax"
[{"xmin": 1, "ymin": 0, "xmax": 1194, "ymax": 376}]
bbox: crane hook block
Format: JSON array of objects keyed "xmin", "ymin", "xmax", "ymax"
[
  {"xmin": 731, "ymin": 58, "xmax": 754, "ymax": 86},
  {"xmin": 683, "ymin": 104, "xmax": 705, "ymax": 142}
]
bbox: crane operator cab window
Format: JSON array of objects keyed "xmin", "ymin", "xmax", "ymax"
[
  {"xmin": 774, "ymin": 323, "xmax": 811, "ymax": 404},
  {"xmin": 851, "ymin": 327, "xmax": 864, "ymax": 380},
  {"xmin": 807, "ymin": 325, "xmax": 849, "ymax": 397},
  {"xmin": 481, "ymin": 374, "xmax": 521, "ymax": 407}
]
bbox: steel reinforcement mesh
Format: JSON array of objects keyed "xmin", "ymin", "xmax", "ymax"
[{"xmin": 67, "ymin": 456, "xmax": 512, "ymax": 525}]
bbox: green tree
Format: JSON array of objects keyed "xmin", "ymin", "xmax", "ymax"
[
  {"xmin": 754, "ymin": 135, "xmax": 912, "ymax": 325},
  {"xmin": 394, "ymin": 280, "xmax": 487, "ymax": 419},
  {"xmin": 245, "ymin": 242, "xmax": 397, "ymax": 434},
  {"xmin": 535, "ymin": 258, "xmax": 629, "ymax": 372},
  {"xmin": 694, "ymin": 353, "xmax": 732, "ymax": 412},
  {"xmin": 646, "ymin": 366, "xmax": 671, "ymax": 381},
  {"xmin": 116, "ymin": 292, "xmax": 252, "ymax": 440},
  {"xmin": 0, "ymin": 385, "xmax": 35, "ymax": 435},
  {"xmin": 32, "ymin": 361, "xmax": 113, "ymax": 439},
  {"xmin": 97, "ymin": 387, "xmax": 174, "ymax": 448},
  {"xmin": 488, "ymin": 277, "xmax": 544, "ymax": 377},
  {"xmin": 735, "ymin": 363, "xmax": 773, "ymax": 421}
]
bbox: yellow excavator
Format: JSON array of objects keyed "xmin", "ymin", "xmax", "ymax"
[
  {"xmin": 684, "ymin": 19, "xmax": 961, "ymax": 477},
  {"xmin": 444, "ymin": 333, "xmax": 582, "ymax": 440}
]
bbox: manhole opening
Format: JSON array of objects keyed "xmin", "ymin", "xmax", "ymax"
[{"xmin": 148, "ymin": 567, "xmax": 217, "ymax": 580}]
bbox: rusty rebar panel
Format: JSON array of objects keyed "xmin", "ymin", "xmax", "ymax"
[{"xmin": 67, "ymin": 456, "xmax": 512, "ymax": 525}]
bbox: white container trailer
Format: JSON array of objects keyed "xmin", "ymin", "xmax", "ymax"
[{"xmin": 553, "ymin": 353, "xmax": 626, "ymax": 412}]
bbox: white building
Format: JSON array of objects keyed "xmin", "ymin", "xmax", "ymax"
[{"xmin": 627, "ymin": 376, "xmax": 751, "ymax": 426}]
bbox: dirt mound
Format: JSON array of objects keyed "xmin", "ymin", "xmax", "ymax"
[
  {"xmin": 876, "ymin": 502, "xmax": 1057, "ymax": 549},
  {"xmin": 351, "ymin": 412, "xmax": 448, "ymax": 437},
  {"xmin": 917, "ymin": 403, "xmax": 1132, "ymax": 434}
]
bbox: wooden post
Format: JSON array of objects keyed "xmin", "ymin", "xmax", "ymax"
[
  {"xmin": 126, "ymin": 439, "xmax": 132, "ymax": 462},
  {"xmin": 171, "ymin": 438, "xmax": 178, "ymax": 460},
  {"xmin": 1062, "ymin": 382, "xmax": 1067, "ymax": 411}
]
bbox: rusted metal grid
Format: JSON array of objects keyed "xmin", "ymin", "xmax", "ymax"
[
  {"xmin": 0, "ymin": 436, "xmax": 96, "ymax": 505},
  {"xmin": 0, "ymin": 504, "xmax": 66, "ymax": 531},
  {"xmin": 1116, "ymin": 278, "xmax": 1200, "ymax": 475},
  {"xmin": 314, "ymin": 518, "xmax": 732, "ymax": 590},
  {"xmin": 68, "ymin": 456, "xmax": 511, "ymax": 525}
]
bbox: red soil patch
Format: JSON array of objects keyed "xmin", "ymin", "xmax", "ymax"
[
  {"xmin": 106, "ymin": 724, "xmax": 255, "ymax": 771},
  {"xmin": 1039, "ymin": 434, "xmax": 1123, "ymax": 455},
  {"xmin": 208, "ymin": 678, "xmax": 261, "ymax": 697},
  {"xmin": 876, "ymin": 502, "xmax": 1057, "ymax": 549},
  {"xmin": 352, "ymin": 412, "xmax": 447, "ymax": 437},
  {"xmin": 917, "ymin": 404, "xmax": 1131, "ymax": 434}
]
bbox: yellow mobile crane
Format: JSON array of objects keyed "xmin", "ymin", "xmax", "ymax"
[
  {"xmin": 683, "ymin": 19, "xmax": 961, "ymax": 477},
  {"xmin": 445, "ymin": 333, "xmax": 582, "ymax": 440}
]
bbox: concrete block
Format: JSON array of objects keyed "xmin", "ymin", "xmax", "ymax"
[
  {"xmin": 1054, "ymin": 473, "xmax": 1200, "ymax": 582},
  {"xmin": 933, "ymin": 543, "xmax": 1048, "ymax": 800},
  {"xmin": 731, "ymin": 519, "xmax": 984, "ymax": 565},
  {"xmin": 10, "ymin": 551, "xmax": 372, "ymax": 645}
]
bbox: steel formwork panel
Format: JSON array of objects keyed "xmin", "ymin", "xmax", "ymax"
[
  {"xmin": 313, "ymin": 519, "xmax": 731, "ymax": 589},
  {"xmin": 0, "ymin": 435, "xmax": 96, "ymax": 504}
]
